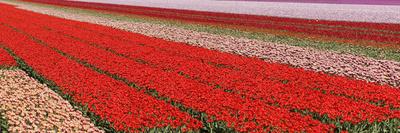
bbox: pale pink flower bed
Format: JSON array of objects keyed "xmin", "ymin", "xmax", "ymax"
[{"xmin": 0, "ymin": 70, "xmax": 103, "ymax": 132}]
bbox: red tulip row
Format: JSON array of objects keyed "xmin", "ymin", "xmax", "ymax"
[
  {"xmin": 7, "ymin": 3, "xmax": 400, "ymax": 127},
  {"xmin": 0, "ymin": 7, "xmax": 203, "ymax": 132},
  {"xmin": 23, "ymin": 0, "xmax": 400, "ymax": 49},
  {"xmin": 0, "ymin": 5, "xmax": 332, "ymax": 132},
  {"xmin": 0, "ymin": 48, "xmax": 16, "ymax": 67}
]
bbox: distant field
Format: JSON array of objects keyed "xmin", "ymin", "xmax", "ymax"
[
  {"xmin": 223, "ymin": 0, "xmax": 400, "ymax": 5},
  {"xmin": 71, "ymin": 0, "xmax": 400, "ymax": 24}
]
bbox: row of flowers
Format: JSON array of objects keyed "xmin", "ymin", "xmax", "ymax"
[
  {"xmin": 23, "ymin": 0, "xmax": 400, "ymax": 49},
  {"xmin": 0, "ymin": 5, "xmax": 203, "ymax": 132},
  {"xmin": 0, "ymin": 48, "xmax": 16, "ymax": 67},
  {"xmin": 3, "ymin": 7, "xmax": 334, "ymax": 132}
]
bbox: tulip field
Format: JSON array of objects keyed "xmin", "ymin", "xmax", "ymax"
[{"xmin": 0, "ymin": 0, "xmax": 399, "ymax": 132}]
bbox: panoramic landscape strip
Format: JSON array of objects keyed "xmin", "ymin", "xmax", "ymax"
[
  {"xmin": 0, "ymin": 0, "xmax": 399, "ymax": 132},
  {"xmin": 224, "ymin": 0, "xmax": 400, "ymax": 5}
]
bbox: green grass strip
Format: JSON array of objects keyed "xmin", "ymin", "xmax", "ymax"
[
  {"xmin": 7, "ymin": 0, "xmax": 400, "ymax": 62},
  {"xmin": 0, "ymin": 66, "xmax": 19, "ymax": 70},
  {"xmin": 0, "ymin": 110, "xmax": 9, "ymax": 133}
]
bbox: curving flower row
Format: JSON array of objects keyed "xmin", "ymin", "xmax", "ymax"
[{"xmin": 0, "ymin": 48, "xmax": 16, "ymax": 67}]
